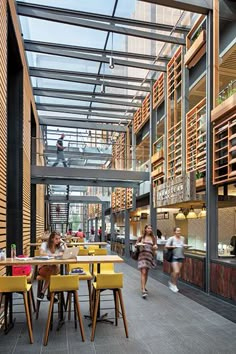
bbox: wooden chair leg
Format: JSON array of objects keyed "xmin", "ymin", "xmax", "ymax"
[
  {"xmin": 67, "ymin": 292, "xmax": 72, "ymax": 320},
  {"xmin": 23, "ymin": 292, "xmax": 34, "ymax": 344},
  {"xmin": 4, "ymin": 293, "xmax": 8, "ymax": 332},
  {"xmin": 74, "ymin": 291, "xmax": 85, "ymax": 342},
  {"xmin": 36, "ymin": 279, "xmax": 43, "ymax": 320},
  {"xmin": 73, "ymin": 292, "xmax": 77, "ymax": 329},
  {"xmin": 43, "ymin": 293, "xmax": 55, "ymax": 346},
  {"xmin": 30, "ymin": 286, "xmax": 36, "ymax": 313},
  {"xmin": 118, "ymin": 289, "xmax": 128, "ymax": 338},
  {"xmin": 90, "ymin": 290, "xmax": 100, "ymax": 342},
  {"xmin": 87, "ymin": 280, "xmax": 92, "ymax": 317},
  {"xmin": 113, "ymin": 290, "xmax": 118, "ymax": 326},
  {"xmin": 27, "ymin": 291, "xmax": 33, "ymax": 328}
]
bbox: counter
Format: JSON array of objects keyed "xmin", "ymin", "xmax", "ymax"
[{"xmin": 210, "ymin": 258, "xmax": 236, "ymax": 302}]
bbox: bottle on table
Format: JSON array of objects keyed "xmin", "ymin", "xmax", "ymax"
[{"xmin": 11, "ymin": 244, "xmax": 16, "ymax": 259}]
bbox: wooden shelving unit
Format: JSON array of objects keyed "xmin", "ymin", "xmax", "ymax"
[
  {"xmin": 111, "ymin": 187, "xmax": 133, "ymax": 212},
  {"xmin": 167, "ymin": 47, "xmax": 183, "ymax": 178},
  {"xmin": 133, "ymin": 93, "xmax": 150, "ymax": 134},
  {"xmin": 112, "ymin": 133, "xmax": 126, "ymax": 169},
  {"xmin": 186, "ymin": 98, "xmax": 206, "ymax": 174},
  {"xmin": 184, "ymin": 15, "xmax": 206, "ymax": 69},
  {"xmin": 153, "ymin": 73, "xmax": 164, "ymax": 110},
  {"xmin": 133, "ymin": 108, "xmax": 142, "ymax": 134},
  {"xmin": 151, "ymin": 136, "xmax": 164, "ymax": 182},
  {"xmin": 212, "ymin": 92, "xmax": 236, "ymax": 184}
]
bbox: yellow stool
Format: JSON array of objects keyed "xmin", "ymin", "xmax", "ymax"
[
  {"xmin": 67, "ymin": 262, "xmax": 93, "ymax": 316},
  {"xmin": 0, "ymin": 276, "xmax": 34, "ymax": 344},
  {"xmin": 78, "ymin": 249, "xmax": 89, "ymax": 256},
  {"xmin": 94, "ymin": 248, "xmax": 108, "ymax": 255},
  {"xmin": 93, "ymin": 262, "xmax": 114, "ymax": 277},
  {"xmin": 43, "ymin": 275, "xmax": 85, "ymax": 346},
  {"xmin": 90, "ymin": 273, "xmax": 128, "ymax": 341}
]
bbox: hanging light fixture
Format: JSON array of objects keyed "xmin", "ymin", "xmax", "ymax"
[
  {"xmin": 186, "ymin": 205, "xmax": 197, "ymax": 219},
  {"xmin": 198, "ymin": 204, "xmax": 207, "ymax": 218},
  {"xmin": 176, "ymin": 208, "xmax": 186, "ymax": 220},
  {"xmin": 109, "ymin": 32, "xmax": 115, "ymax": 69}
]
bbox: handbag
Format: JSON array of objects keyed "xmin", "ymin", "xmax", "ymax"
[
  {"xmin": 163, "ymin": 239, "xmax": 173, "ymax": 262},
  {"xmin": 131, "ymin": 247, "xmax": 140, "ymax": 261}
]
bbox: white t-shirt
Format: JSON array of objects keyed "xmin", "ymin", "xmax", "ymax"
[
  {"xmin": 166, "ymin": 236, "xmax": 185, "ymax": 259},
  {"xmin": 40, "ymin": 242, "xmax": 64, "ymax": 256}
]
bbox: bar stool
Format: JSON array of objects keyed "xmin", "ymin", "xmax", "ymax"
[
  {"xmin": 90, "ymin": 273, "xmax": 128, "ymax": 341},
  {"xmin": 93, "ymin": 262, "xmax": 114, "ymax": 277},
  {"xmin": 67, "ymin": 262, "xmax": 93, "ymax": 316},
  {"xmin": 94, "ymin": 248, "xmax": 108, "ymax": 255},
  {"xmin": 0, "ymin": 276, "xmax": 34, "ymax": 344},
  {"xmin": 43, "ymin": 275, "xmax": 85, "ymax": 346}
]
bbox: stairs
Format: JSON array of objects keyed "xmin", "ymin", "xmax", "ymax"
[{"xmin": 49, "ymin": 203, "xmax": 69, "ymax": 226}]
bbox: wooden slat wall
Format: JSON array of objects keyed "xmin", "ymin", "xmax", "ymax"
[
  {"xmin": 22, "ymin": 94, "xmax": 31, "ymax": 255},
  {"xmin": 0, "ymin": 0, "xmax": 7, "ymax": 274}
]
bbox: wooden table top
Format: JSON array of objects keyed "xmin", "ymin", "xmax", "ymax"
[
  {"xmin": 29, "ymin": 242, "xmax": 108, "ymax": 247},
  {"xmin": 0, "ymin": 255, "xmax": 123, "ymax": 266}
]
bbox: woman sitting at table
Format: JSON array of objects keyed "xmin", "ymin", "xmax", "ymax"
[{"xmin": 37, "ymin": 231, "xmax": 65, "ymax": 301}]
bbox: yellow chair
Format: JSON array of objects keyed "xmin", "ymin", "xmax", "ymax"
[
  {"xmin": 87, "ymin": 245, "xmax": 99, "ymax": 250},
  {"xmin": 78, "ymin": 249, "xmax": 89, "ymax": 256},
  {"xmin": 43, "ymin": 275, "xmax": 85, "ymax": 346},
  {"xmin": 93, "ymin": 262, "xmax": 115, "ymax": 277},
  {"xmin": 0, "ymin": 276, "xmax": 33, "ymax": 344},
  {"xmin": 94, "ymin": 248, "xmax": 108, "ymax": 255},
  {"xmin": 67, "ymin": 262, "xmax": 93, "ymax": 316},
  {"xmin": 90, "ymin": 273, "xmax": 128, "ymax": 341}
]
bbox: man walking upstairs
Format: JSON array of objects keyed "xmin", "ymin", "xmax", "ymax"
[{"xmin": 52, "ymin": 133, "xmax": 68, "ymax": 167}]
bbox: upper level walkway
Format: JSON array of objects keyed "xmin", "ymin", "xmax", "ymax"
[{"xmin": 1, "ymin": 257, "xmax": 235, "ymax": 353}]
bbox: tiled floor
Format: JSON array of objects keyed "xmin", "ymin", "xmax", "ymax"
[{"xmin": 0, "ymin": 260, "xmax": 236, "ymax": 353}]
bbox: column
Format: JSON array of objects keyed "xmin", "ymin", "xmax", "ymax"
[
  {"xmin": 95, "ymin": 217, "xmax": 98, "ymax": 242},
  {"xmin": 149, "ymin": 81, "xmax": 157, "ymax": 232},
  {"xmin": 101, "ymin": 203, "xmax": 106, "ymax": 242},
  {"xmin": 110, "ymin": 210, "xmax": 115, "ymax": 251},
  {"xmin": 131, "ymin": 125, "xmax": 136, "ymax": 171},
  {"xmin": 181, "ymin": 39, "xmax": 189, "ymax": 174},
  {"xmin": 205, "ymin": 10, "xmax": 218, "ymax": 294},
  {"xmin": 124, "ymin": 207, "xmax": 130, "ymax": 257}
]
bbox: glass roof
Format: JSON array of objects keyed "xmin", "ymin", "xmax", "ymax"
[{"xmin": 17, "ymin": 0, "xmax": 193, "ymax": 201}]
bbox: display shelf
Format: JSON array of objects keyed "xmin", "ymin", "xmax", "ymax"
[
  {"xmin": 151, "ymin": 136, "xmax": 164, "ymax": 183},
  {"xmin": 112, "ymin": 132, "xmax": 126, "ymax": 169},
  {"xmin": 133, "ymin": 108, "xmax": 142, "ymax": 133},
  {"xmin": 111, "ymin": 187, "xmax": 133, "ymax": 212},
  {"xmin": 186, "ymin": 98, "xmax": 206, "ymax": 176},
  {"xmin": 184, "ymin": 15, "xmax": 206, "ymax": 69},
  {"xmin": 126, "ymin": 188, "xmax": 133, "ymax": 209},
  {"xmin": 153, "ymin": 73, "xmax": 164, "ymax": 110}
]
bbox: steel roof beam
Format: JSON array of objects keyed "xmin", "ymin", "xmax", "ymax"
[
  {"xmin": 33, "ymin": 88, "xmax": 141, "ymax": 108},
  {"xmin": 29, "ymin": 67, "xmax": 151, "ymax": 83},
  {"xmin": 46, "ymin": 195, "xmax": 110, "ymax": 204},
  {"xmin": 17, "ymin": 2, "xmax": 186, "ymax": 44},
  {"xmin": 32, "ymin": 177, "xmax": 138, "ymax": 188},
  {"xmin": 138, "ymin": 0, "xmax": 212, "ymax": 14},
  {"xmin": 30, "ymin": 67, "xmax": 150, "ymax": 92},
  {"xmin": 25, "ymin": 41, "xmax": 166, "ymax": 72},
  {"xmin": 39, "ymin": 117, "xmax": 127, "ymax": 132},
  {"xmin": 17, "ymin": 1, "xmax": 189, "ymax": 33},
  {"xmin": 36, "ymin": 103, "xmax": 134, "ymax": 117},
  {"xmin": 37, "ymin": 103, "xmax": 135, "ymax": 113},
  {"xmin": 39, "ymin": 115, "xmax": 129, "ymax": 124}
]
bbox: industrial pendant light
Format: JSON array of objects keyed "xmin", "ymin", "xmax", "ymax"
[
  {"xmin": 186, "ymin": 205, "xmax": 197, "ymax": 219},
  {"xmin": 109, "ymin": 32, "xmax": 115, "ymax": 69},
  {"xmin": 198, "ymin": 204, "xmax": 206, "ymax": 218},
  {"xmin": 176, "ymin": 208, "xmax": 186, "ymax": 220}
]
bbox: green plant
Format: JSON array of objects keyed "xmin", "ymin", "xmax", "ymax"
[{"xmin": 196, "ymin": 170, "xmax": 205, "ymax": 180}]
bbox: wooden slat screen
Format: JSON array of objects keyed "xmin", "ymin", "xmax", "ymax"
[
  {"xmin": 0, "ymin": 0, "xmax": 7, "ymax": 274},
  {"xmin": 153, "ymin": 73, "xmax": 164, "ymax": 110}
]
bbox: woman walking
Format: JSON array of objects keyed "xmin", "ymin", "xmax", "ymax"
[
  {"xmin": 165, "ymin": 227, "xmax": 186, "ymax": 293},
  {"xmin": 135, "ymin": 224, "xmax": 157, "ymax": 298}
]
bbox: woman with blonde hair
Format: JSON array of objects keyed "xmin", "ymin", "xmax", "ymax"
[
  {"xmin": 37, "ymin": 231, "xmax": 65, "ymax": 301},
  {"xmin": 135, "ymin": 225, "xmax": 157, "ymax": 298}
]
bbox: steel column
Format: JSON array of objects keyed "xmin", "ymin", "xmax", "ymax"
[
  {"xmin": 205, "ymin": 10, "xmax": 218, "ymax": 294},
  {"xmin": 95, "ymin": 217, "xmax": 98, "ymax": 242},
  {"xmin": 181, "ymin": 40, "xmax": 189, "ymax": 174},
  {"xmin": 124, "ymin": 208, "xmax": 130, "ymax": 258},
  {"xmin": 101, "ymin": 203, "xmax": 106, "ymax": 242},
  {"xmin": 110, "ymin": 209, "xmax": 115, "ymax": 249},
  {"xmin": 131, "ymin": 125, "xmax": 136, "ymax": 171}
]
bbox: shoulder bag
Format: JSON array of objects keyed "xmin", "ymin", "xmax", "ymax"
[
  {"xmin": 131, "ymin": 236, "xmax": 142, "ymax": 261},
  {"xmin": 163, "ymin": 238, "xmax": 173, "ymax": 262}
]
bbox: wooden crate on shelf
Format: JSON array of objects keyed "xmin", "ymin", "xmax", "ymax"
[
  {"xmin": 133, "ymin": 93, "xmax": 150, "ymax": 134},
  {"xmin": 186, "ymin": 98, "xmax": 206, "ymax": 176},
  {"xmin": 111, "ymin": 192, "xmax": 116, "ymax": 212},
  {"xmin": 153, "ymin": 73, "xmax": 164, "ymax": 110},
  {"xmin": 184, "ymin": 15, "xmax": 206, "ymax": 69},
  {"xmin": 151, "ymin": 136, "xmax": 165, "ymax": 181}
]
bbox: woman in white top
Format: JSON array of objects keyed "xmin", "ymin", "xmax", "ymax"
[
  {"xmin": 37, "ymin": 231, "xmax": 65, "ymax": 301},
  {"xmin": 165, "ymin": 227, "xmax": 187, "ymax": 293}
]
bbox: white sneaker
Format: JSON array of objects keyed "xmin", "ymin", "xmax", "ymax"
[{"xmin": 168, "ymin": 281, "xmax": 178, "ymax": 293}]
